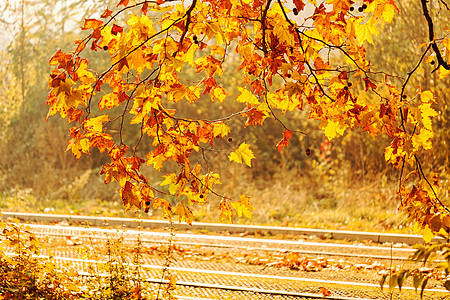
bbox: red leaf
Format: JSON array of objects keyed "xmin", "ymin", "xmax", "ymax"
[
  {"xmin": 293, "ymin": 0, "xmax": 305, "ymax": 11},
  {"xmin": 320, "ymin": 287, "xmax": 332, "ymax": 296},
  {"xmin": 118, "ymin": 58, "xmax": 129, "ymax": 71},
  {"xmin": 100, "ymin": 8, "xmax": 113, "ymax": 18},
  {"xmin": 363, "ymin": 77, "xmax": 377, "ymax": 91},
  {"xmin": 276, "ymin": 130, "xmax": 293, "ymax": 152},
  {"xmin": 117, "ymin": 0, "xmax": 129, "ymax": 7},
  {"xmin": 403, "ymin": 107, "xmax": 408, "ymax": 124},
  {"xmin": 242, "ymin": 108, "xmax": 266, "ymax": 127},
  {"xmin": 111, "ymin": 24, "xmax": 123, "ymax": 35},
  {"xmin": 338, "ymin": 70, "xmax": 348, "ymax": 80},
  {"xmin": 156, "ymin": 0, "xmax": 165, "ymax": 5},
  {"xmin": 379, "ymin": 103, "xmax": 387, "ymax": 118},
  {"xmin": 141, "ymin": 2, "xmax": 148, "ymax": 14}
]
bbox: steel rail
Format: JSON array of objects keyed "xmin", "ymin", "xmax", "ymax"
[
  {"xmin": 1, "ymin": 211, "xmax": 438, "ymax": 245},
  {"xmin": 29, "ymin": 230, "xmax": 411, "ymax": 261},
  {"xmin": 19, "ymin": 223, "xmax": 416, "ymax": 254},
  {"xmin": 5, "ymin": 253, "xmax": 447, "ymax": 295},
  {"xmin": 78, "ymin": 272, "xmax": 372, "ymax": 300}
]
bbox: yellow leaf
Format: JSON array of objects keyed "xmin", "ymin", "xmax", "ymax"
[
  {"xmin": 373, "ymin": 0, "xmax": 398, "ymax": 23},
  {"xmin": 195, "ymin": 55, "xmax": 223, "ymax": 77},
  {"xmin": 422, "ymin": 226, "xmax": 434, "ymax": 244},
  {"xmin": 228, "ymin": 142, "xmax": 255, "ymax": 167},
  {"xmin": 438, "ymin": 65, "xmax": 450, "ymax": 79},
  {"xmin": 175, "ymin": 201, "xmax": 194, "ymax": 225},
  {"xmin": 67, "ymin": 138, "xmax": 90, "ymax": 158},
  {"xmin": 218, "ymin": 198, "xmax": 233, "ymax": 222},
  {"xmin": 211, "ymin": 86, "xmax": 227, "ymax": 102},
  {"xmin": 355, "ymin": 18, "xmax": 379, "ymax": 45},
  {"xmin": 420, "ymin": 90, "xmax": 435, "ymax": 103},
  {"xmin": 84, "ymin": 115, "xmax": 109, "ymax": 132},
  {"xmin": 326, "ymin": 0, "xmax": 352, "ymax": 12},
  {"xmin": 236, "ymin": 87, "xmax": 259, "ymax": 105},
  {"xmin": 419, "ymin": 102, "xmax": 438, "ymax": 130},
  {"xmin": 412, "ymin": 128, "xmax": 434, "ymax": 150},
  {"xmin": 320, "ymin": 119, "xmax": 347, "ymax": 140},
  {"xmin": 231, "ymin": 195, "xmax": 254, "ymax": 219},
  {"xmin": 212, "ymin": 122, "xmax": 230, "ymax": 137}
]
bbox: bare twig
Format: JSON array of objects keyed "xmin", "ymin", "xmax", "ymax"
[{"xmin": 421, "ymin": 0, "xmax": 450, "ymax": 70}]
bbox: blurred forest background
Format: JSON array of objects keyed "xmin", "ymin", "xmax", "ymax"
[{"xmin": 0, "ymin": 0, "xmax": 448, "ymax": 232}]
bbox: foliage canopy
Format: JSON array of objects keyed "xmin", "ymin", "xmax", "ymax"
[{"xmin": 47, "ymin": 0, "xmax": 448, "ymax": 239}]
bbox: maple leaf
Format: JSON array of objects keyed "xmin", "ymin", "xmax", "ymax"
[
  {"xmin": 373, "ymin": 0, "xmax": 399, "ymax": 23},
  {"xmin": 111, "ymin": 24, "xmax": 123, "ymax": 35},
  {"xmin": 99, "ymin": 93, "xmax": 120, "ymax": 110},
  {"xmin": 293, "ymin": 0, "xmax": 305, "ymax": 11},
  {"xmin": 84, "ymin": 115, "xmax": 109, "ymax": 133},
  {"xmin": 419, "ymin": 102, "xmax": 438, "ymax": 130},
  {"xmin": 363, "ymin": 77, "xmax": 377, "ymax": 91},
  {"xmin": 242, "ymin": 108, "xmax": 267, "ymax": 127},
  {"xmin": 320, "ymin": 120, "xmax": 347, "ymax": 140},
  {"xmin": 81, "ymin": 19, "xmax": 103, "ymax": 30},
  {"xmin": 320, "ymin": 287, "xmax": 332, "ymax": 297},
  {"xmin": 211, "ymin": 86, "xmax": 227, "ymax": 102},
  {"xmin": 218, "ymin": 198, "xmax": 233, "ymax": 222},
  {"xmin": 212, "ymin": 122, "xmax": 230, "ymax": 137},
  {"xmin": 355, "ymin": 18, "xmax": 379, "ymax": 45},
  {"xmin": 141, "ymin": 2, "xmax": 149, "ymax": 14},
  {"xmin": 236, "ymin": 87, "xmax": 260, "ymax": 105},
  {"xmin": 175, "ymin": 201, "xmax": 194, "ymax": 225},
  {"xmin": 276, "ymin": 130, "xmax": 293, "ymax": 152},
  {"xmin": 412, "ymin": 128, "xmax": 434, "ymax": 150},
  {"xmin": 117, "ymin": 0, "xmax": 129, "ymax": 7},
  {"xmin": 100, "ymin": 8, "xmax": 113, "ymax": 19},
  {"xmin": 67, "ymin": 138, "xmax": 90, "ymax": 159},
  {"xmin": 121, "ymin": 181, "xmax": 141, "ymax": 210},
  {"xmin": 195, "ymin": 56, "xmax": 223, "ymax": 77},
  {"xmin": 229, "ymin": 142, "xmax": 255, "ymax": 167},
  {"xmin": 231, "ymin": 195, "xmax": 254, "ymax": 219}
]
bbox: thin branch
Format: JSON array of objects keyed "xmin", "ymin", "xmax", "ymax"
[
  {"xmin": 261, "ymin": 0, "xmax": 273, "ymax": 55},
  {"xmin": 414, "ymin": 154, "xmax": 449, "ymax": 213},
  {"xmin": 421, "ymin": 0, "xmax": 450, "ymax": 70},
  {"xmin": 177, "ymin": 0, "xmax": 197, "ymax": 50},
  {"xmin": 399, "ymin": 43, "xmax": 432, "ymax": 132}
]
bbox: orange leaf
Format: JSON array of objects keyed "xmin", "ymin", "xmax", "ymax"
[
  {"xmin": 141, "ymin": 2, "xmax": 148, "ymax": 14},
  {"xmin": 276, "ymin": 130, "xmax": 293, "ymax": 152},
  {"xmin": 363, "ymin": 77, "xmax": 377, "ymax": 91},
  {"xmin": 111, "ymin": 24, "xmax": 123, "ymax": 35},
  {"xmin": 117, "ymin": 0, "xmax": 129, "ymax": 7},
  {"xmin": 219, "ymin": 198, "xmax": 233, "ymax": 222},
  {"xmin": 320, "ymin": 287, "xmax": 332, "ymax": 296},
  {"xmin": 100, "ymin": 8, "xmax": 113, "ymax": 18},
  {"xmin": 81, "ymin": 19, "xmax": 103, "ymax": 30},
  {"xmin": 293, "ymin": 0, "xmax": 305, "ymax": 11}
]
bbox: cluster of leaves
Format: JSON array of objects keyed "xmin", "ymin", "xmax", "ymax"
[
  {"xmin": 46, "ymin": 0, "xmax": 449, "ymax": 264},
  {"xmin": 380, "ymin": 241, "xmax": 450, "ymax": 299}
]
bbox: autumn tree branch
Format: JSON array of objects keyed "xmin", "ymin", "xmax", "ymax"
[{"xmin": 421, "ymin": 0, "xmax": 450, "ymax": 70}]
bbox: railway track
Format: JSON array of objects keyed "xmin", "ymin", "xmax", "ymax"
[
  {"xmin": 1, "ymin": 211, "xmax": 441, "ymax": 245},
  {"xmin": 1, "ymin": 212, "xmax": 449, "ymax": 299}
]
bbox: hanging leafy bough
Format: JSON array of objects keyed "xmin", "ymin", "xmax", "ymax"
[{"xmin": 47, "ymin": 0, "xmax": 447, "ymax": 244}]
